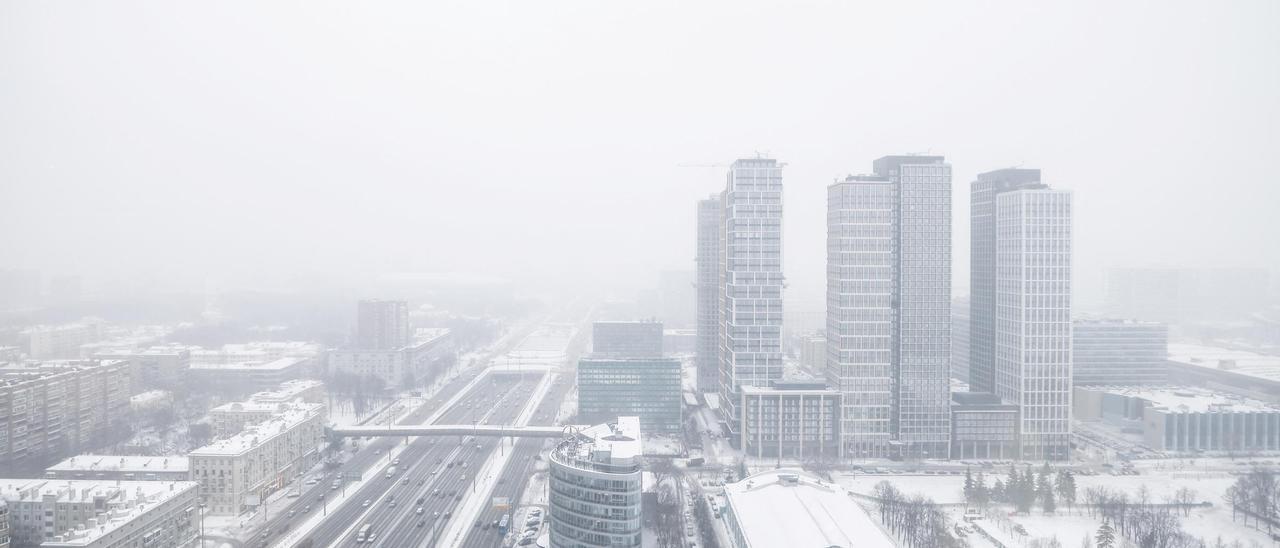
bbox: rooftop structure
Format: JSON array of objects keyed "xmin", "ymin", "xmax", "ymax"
[
  {"xmin": 44, "ymin": 455, "xmax": 189, "ymax": 481},
  {"xmin": 548, "ymin": 416, "xmax": 643, "ymax": 548},
  {"xmin": 721, "ymin": 469, "xmax": 892, "ymax": 548},
  {"xmin": 591, "ymin": 321, "xmax": 664, "ymax": 356}
]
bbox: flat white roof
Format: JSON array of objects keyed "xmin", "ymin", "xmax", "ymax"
[
  {"xmin": 1168, "ymin": 343, "xmax": 1280, "ymax": 382},
  {"xmin": 724, "ymin": 469, "xmax": 893, "ymax": 548},
  {"xmin": 1080, "ymin": 385, "xmax": 1278, "ymax": 413},
  {"xmin": 571, "ymin": 416, "xmax": 642, "ymax": 461},
  {"xmin": 189, "ymin": 356, "xmax": 309, "ymax": 371},
  {"xmin": 46, "ymin": 455, "xmax": 189, "ymax": 474}
]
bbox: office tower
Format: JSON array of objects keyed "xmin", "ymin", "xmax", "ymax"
[
  {"xmin": 356, "ymin": 299, "xmax": 409, "ymax": 350},
  {"xmin": 696, "ymin": 195, "xmax": 722, "ymax": 393},
  {"xmin": 1073, "ymin": 319, "xmax": 1168, "ymax": 385},
  {"xmin": 969, "ymin": 168, "xmax": 1045, "ymax": 393},
  {"xmin": 826, "ymin": 155, "xmax": 952, "ymax": 459},
  {"xmin": 992, "ymin": 182, "xmax": 1073, "ymax": 460},
  {"xmin": 951, "ymin": 296, "xmax": 971, "ymax": 383},
  {"xmin": 548, "ymin": 417, "xmax": 642, "ymax": 548},
  {"xmin": 718, "ymin": 158, "xmax": 784, "ymax": 443},
  {"xmin": 591, "ymin": 321, "xmax": 663, "ymax": 356},
  {"xmin": 578, "ymin": 355, "xmax": 682, "ymax": 433}
]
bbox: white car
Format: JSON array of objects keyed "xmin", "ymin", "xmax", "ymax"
[{"xmin": 362, "ymin": 499, "xmax": 370, "ymax": 507}]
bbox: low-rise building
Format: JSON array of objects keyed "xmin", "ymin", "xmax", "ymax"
[
  {"xmin": 44, "ymin": 455, "xmax": 189, "ymax": 482},
  {"xmin": 247, "ymin": 379, "xmax": 325, "ymax": 405},
  {"xmin": 208, "ymin": 398, "xmax": 324, "ymax": 438},
  {"xmin": 739, "ymin": 381, "xmax": 842, "ymax": 461},
  {"xmin": 189, "ymin": 404, "xmax": 326, "ymax": 515},
  {"xmin": 548, "ymin": 417, "xmax": 643, "ymax": 548},
  {"xmin": 591, "ymin": 321, "xmax": 663, "ymax": 356},
  {"xmin": 27, "ymin": 322, "xmax": 103, "ymax": 360},
  {"xmin": 1073, "ymin": 319, "xmax": 1168, "ymax": 386},
  {"xmin": 328, "ymin": 328, "xmax": 451, "ymax": 389},
  {"xmin": 661, "ymin": 329, "xmax": 696, "ymax": 355},
  {"xmin": 950, "ymin": 391, "xmax": 1019, "ymax": 460},
  {"xmin": 1166, "ymin": 344, "xmax": 1280, "ymax": 402},
  {"xmin": 0, "ymin": 479, "xmax": 198, "ymax": 548},
  {"xmin": 577, "ymin": 355, "xmax": 681, "ymax": 433},
  {"xmin": 0, "ymin": 361, "xmax": 130, "ymax": 474},
  {"xmin": 189, "ymin": 356, "xmax": 310, "ymax": 396},
  {"xmin": 721, "ymin": 469, "xmax": 893, "ymax": 548},
  {"xmin": 92, "ymin": 347, "xmax": 190, "ymax": 394},
  {"xmin": 1075, "ymin": 385, "xmax": 1280, "ymax": 453}
]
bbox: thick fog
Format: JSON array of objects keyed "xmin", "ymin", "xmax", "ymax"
[{"xmin": 2, "ymin": 1, "xmax": 1277, "ymax": 304}]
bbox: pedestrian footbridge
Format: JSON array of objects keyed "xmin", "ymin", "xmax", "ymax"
[{"xmin": 331, "ymin": 424, "xmax": 574, "ymax": 438}]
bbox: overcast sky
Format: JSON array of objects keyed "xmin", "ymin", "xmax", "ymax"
[{"xmin": 2, "ymin": 1, "xmax": 1277, "ymax": 306}]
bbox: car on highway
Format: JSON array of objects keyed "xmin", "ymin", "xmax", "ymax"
[
  {"xmin": 302, "ymin": 505, "xmax": 310, "ymax": 514},
  {"xmin": 416, "ymin": 507, "xmax": 424, "ymax": 515},
  {"xmin": 362, "ymin": 499, "xmax": 371, "ymax": 507},
  {"xmin": 417, "ymin": 520, "xmax": 426, "ymax": 528}
]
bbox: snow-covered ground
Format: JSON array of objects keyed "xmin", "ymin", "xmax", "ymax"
[{"xmin": 851, "ymin": 470, "xmax": 1273, "ymax": 547}]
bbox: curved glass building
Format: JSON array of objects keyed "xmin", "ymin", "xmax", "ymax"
[{"xmin": 548, "ymin": 416, "xmax": 643, "ymax": 548}]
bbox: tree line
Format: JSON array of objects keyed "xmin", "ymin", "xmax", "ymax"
[{"xmin": 874, "ymin": 481, "xmax": 962, "ymax": 548}]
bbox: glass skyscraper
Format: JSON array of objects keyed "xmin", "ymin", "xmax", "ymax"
[
  {"xmin": 826, "ymin": 156, "xmax": 952, "ymax": 459},
  {"xmin": 718, "ymin": 158, "xmax": 784, "ymax": 442}
]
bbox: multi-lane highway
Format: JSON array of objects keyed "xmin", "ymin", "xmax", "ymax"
[
  {"xmin": 317, "ymin": 374, "xmax": 538, "ymax": 547},
  {"xmin": 243, "ymin": 364, "xmax": 489, "ymax": 547},
  {"xmin": 457, "ymin": 373, "xmax": 576, "ymax": 548}
]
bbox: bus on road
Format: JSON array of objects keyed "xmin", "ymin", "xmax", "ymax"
[
  {"xmin": 498, "ymin": 514, "xmax": 510, "ymax": 535},
  {"xmin": 355, "ymin": 523, "xmax": 372, "ymax": 543}
]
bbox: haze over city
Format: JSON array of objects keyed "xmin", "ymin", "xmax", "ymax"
[{"xmin": 1, "ymin": 3, "xmax": 1279, "ymax": 548}]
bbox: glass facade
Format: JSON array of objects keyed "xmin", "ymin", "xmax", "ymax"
[
  {"xmin": 1073, "ymin": 320, "xmax": 1168, "ymax": 385},
  {"xmin": 718, "ymin": 158, "xmax": 784, "ymax": 440},
  {"xmin": 577, "ymin": 357, "xmax": 682, "ymax": 433},
  {"xmin": 696, "ymin": 196, "xmax": 722, "ymax": 393},
  {"xmin": 826, "ymin": 157, "xmax": 953, "ymax": 459},
  {"xmin": 993, "ymin": 189, "xmax": 1073, "ymax": 460}
]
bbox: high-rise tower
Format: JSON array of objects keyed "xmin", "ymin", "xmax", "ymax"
[
  {"xmin": 826, "ymin": 155, "xmax": 952, "ymax": 459},
  {"xmin": 991, "ymin": 184, "xmax": 1073, "ymax": 460},
  {"xmin": 969, "ymin": 169, "xmax": 1045, "ymax": 393},
  {"xmin": 696, "ymin": 195, "xmax": 722, "ymax": 393},
  {"xmin": 718, "ymin": 158, "xmax": 784, "ymax": 442}
]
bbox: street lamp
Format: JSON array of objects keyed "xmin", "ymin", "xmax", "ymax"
[{"xmin": 198, "ymin": 502, "xmax": 206, "ymax": 545}]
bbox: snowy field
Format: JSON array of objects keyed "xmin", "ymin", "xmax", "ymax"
[{"xmin": 847, "ymin": 471, "xmax": 1275, "ymax": 547}]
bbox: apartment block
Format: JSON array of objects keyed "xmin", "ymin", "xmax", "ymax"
[{"xmin": 0, "ymin": 361, "xmax": 131, "ymax": 474}]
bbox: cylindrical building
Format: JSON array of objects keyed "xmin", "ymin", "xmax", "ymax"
[{"xmin": 548, "ymin": 416, "xmax": 643, "ymax": 548}]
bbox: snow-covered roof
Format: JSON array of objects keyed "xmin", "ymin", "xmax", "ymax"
[
  {"xmin": 0, "ymin": 479, "xmax": 197, "ymax": 546},
  {"xmin": 1167, "ymin": 343, "xmax": 1280, "ymax": 382},
  {"xmin": 723, "ymin": 469, "xmax": 893, "ymax": 548},
  {"xmin": 1079, "ymin": 385, "xmax": 1278, "ymax": 413},
  {"xmin": 190, "ymin": 403, "xmax": 323, "ymax": 456},
  {"xmin": 188, "ymin": 356, "xmax": 309, "ymax": 371},
  {"xmin": 45, "ymin": 455, "xmax": 189, "ymax": 474}
]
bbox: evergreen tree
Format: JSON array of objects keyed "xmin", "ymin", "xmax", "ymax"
[
  {"xmin": 974, "ymin": 471, "xmax": 991, "ymax": 507},
  {"xmin": 1056, "ymin": 470, "xmax": 1077, "ymax": 508},
  {"xmin": 1096, "ymin": 522, "xmax": 1116, "ymax": 548},
  {"xmin": 1041, "ymin": 482, "xmax": 1057, "ymax": 513},
  {"xmin": 964, "ymin": 468, "xmax": 975, "ymax": 504},
  {"xmin": 993, "ymin": 479, "xmax": 1007, "ymax": 503}
]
